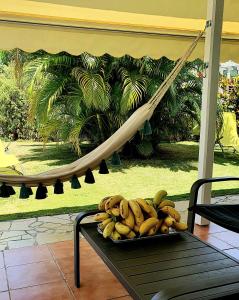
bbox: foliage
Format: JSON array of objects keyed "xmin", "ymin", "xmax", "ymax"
[
  {"xmin": 24, "ymin": 52, "xmax": 203, "ymax": 156},
  {"xmin": 218, "ymin": 75, "xmax": 239, "ymax": 130},
  {"xmin": 0, "ymin": 64, "xmax": 37, "ymax": 140}
]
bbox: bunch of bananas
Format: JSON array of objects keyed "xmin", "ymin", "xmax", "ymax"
[{"xmin": 94, "ymin": 191, "xmax": 188, "ymax": 241}]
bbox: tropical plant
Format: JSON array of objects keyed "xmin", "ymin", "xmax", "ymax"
[
  {"xmin": 218, "ymin": 75, "xmax": 239, "ymax": 131},
  {"xmin": 0, "ymin": 64, "xmax": 37, "ymax": 140},
  {"xmin": 24, "ymin": 52, "xmax": 203, "ymax": 156}
]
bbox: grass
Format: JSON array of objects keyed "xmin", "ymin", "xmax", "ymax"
[{"xmin": 0, "ymin": 140, "xmax": 238, "ymax": 221}]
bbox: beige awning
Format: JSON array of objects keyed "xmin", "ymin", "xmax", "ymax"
[{"xmin": 0, "ymin": 0, "xmax": 239, "ymax": 60}]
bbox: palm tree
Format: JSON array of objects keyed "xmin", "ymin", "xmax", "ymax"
[{"xmin": 25, "ymin": 52, "xmax": 202, "ymax": 156}]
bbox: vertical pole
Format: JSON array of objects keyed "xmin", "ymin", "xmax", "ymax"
[{"xmin": 196, "ymin": 0, "xmax": 224, "ymax": 225}]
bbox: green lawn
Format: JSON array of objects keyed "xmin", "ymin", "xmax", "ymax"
[{"xmin": 0, "ymin": 141, "xmax": 238, "ymax": 221}]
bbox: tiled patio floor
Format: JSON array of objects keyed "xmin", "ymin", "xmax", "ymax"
[{"xmin": 0, "ymin": 223, "xmax": 239, "ymax": 300}]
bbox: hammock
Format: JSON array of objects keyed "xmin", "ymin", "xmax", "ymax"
[{"xmin": 0, "ymin": 29, "xmax": 204, "ymax": 198}]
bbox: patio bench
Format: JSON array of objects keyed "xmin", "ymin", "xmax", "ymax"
[
  {"xmin": 187, "ymin": 176, "xmax": 239, "ymax": 234},
  {"xmin": 74, "ymin": 177, "xmax": 239, "ymax": 299}
]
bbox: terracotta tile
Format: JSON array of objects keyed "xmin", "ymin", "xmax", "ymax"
[
  {"xmin": 48, "ymin": 241, "xmax": 74, "ymax": 259},
  {"xmin": 0, "ymin": 292, "xmax": 10, "ymax": 300},
  {"xmin": 4, "ymin": 245, "xmax": 52, "ymax": 267},
  {"xmin": 224, "ymin": 248, "xmax": 239, "ymax": 260},
  {"xmin": 7, "ymin": 260, "xmax": 62, "ymax": 290},
  {"xmin": 65, "ymin": 270, "xmax": 128, "ymax": 300},
  {"xmin": 109, "ymin": 296, "xmax": 132, "ymax": 300},
  {"xmin": 57, "ymin": 257, "xmax": 73, "ymax": 275},
  {"xmin": 194, "ymin": 223, "xmax": 227, "ymax": 236},
  {"xmin": 80, "ymin": 238, "xmax": 91, "ymax": 248},
  {"xmin": 10, "ymin": 281, "xmax": 73, "ymax": 300},
  {"xmin": 48, "ymin": 239, "xmax": 89, "ymax": 261},
  {"xmin": 57, "ymin": 256, "xmax": 74, "ymax": 274},
  {"xmin": 0, "ymin": 269, "xmax": 8, "ymax": 292},
  {"xmin": 198, "ymin": 235, "xmax": 232, "ymax": 250},
  {"xmin": 0, "ymin": 252, "xmax": 4, "ymax": 269},
  {"xmin": 213, "ymin": 231, "xmax": 239, "ymax": 247},
  {"xmin": 194, "ymin": 224, "xmax": 209, "ymax": 236},
  {"xmin": 64, "ymin": 241, "xmax": 128, "ymax": 299},
  {"xmin": 57, "ymin": 246, "xmax": 102, "ymax": 275}
]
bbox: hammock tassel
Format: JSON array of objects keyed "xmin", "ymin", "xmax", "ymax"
[
  {"xmin": 7, "ymin": 185, "xmax": 16, "ymax": 196},
  {"xmin": 111, "ymin": 152, "xmax": 121, "ymax": 166},
  {"xmin": 27, "ymin": 187, "xmax": 33, "ymax": 196},
  {"xmin": 85, "ymin": 168, "xmax": 95, "ymax": 184},
  {"xmin": 71, "ymin": 175, "xmax": 81, "ymax": 189},
  {"xmin": 20, "ymin": 184, "xmax": 30, "ymax": 199},
  {"xmin": 54, "ymin": 179, "xmax": 64, "ymax": 194},
  {"xmin": 99, "ymin": 159, "xmax": 109, "ymax": 174},
  {"xmin": 143, "ymin": 120, "xmax": 152, "ymax": 135},
  {"xmin": 36, "ymin": 183, "xmax": 47, "ymax": 199},
  {"xmin": 0, "ymin": 183, "xmax": 10, "ymax": 198},
  {"xmin": 42, "ymin": 186, "xmax": 48, "ymax": 194}
]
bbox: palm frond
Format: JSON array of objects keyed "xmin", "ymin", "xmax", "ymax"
[
  {"xmin": 34, "ymin": 75, "xmax": 69, "ymax": 122},
  {"xmin": 68, "ymin": 114, "xmax": 93, "ymax": 155},
  {"xmin": 120, "ymin": 68, "xmax": 147, "ymax": 112},
  {"xmin": 72, "ymin": 67, "xmax": 110, "ymax": 110}
]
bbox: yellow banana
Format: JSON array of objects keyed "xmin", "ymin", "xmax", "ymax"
[
  {"xmin": 105, "ymin": 195, "xmax": 124, "ymax": 210},
  {"xmin": 98, "ymin": 196, "xmax": 110, "ymax": 211},
  {"xmin": 110, "ymin": 207, "xmax": 120, "ymax": 217},
  {"xmin": 153, "ymin": 190, "xmax": 167, "ymax": 206},
  {"xmin": 146, "ymin": 200, "xmax": 154, "ymax": 207},
  {"xmin": 160, "ymin": 206, "xmax": 181, "ymax": 222},
  {"xmin": 111, "ymin": 230, "xmax": 122, "ymax": 240},
  {"xmin": 126, "ymin": 231, "xmax": 136, "ymax": 239},
  {"xmin": 103, "ymin": 221, "xmax": 115, "ymax": 238},
  {"xmin": 164, "ymin": 216, "xmax": 175, "ymax": 227},
  {"xmin": 129, "ymin": 200, "xmax": 144, "ymax": 226},
  {"xmin": 115, "ymin": 222, "xmax": 131, "ymax": 235},
  {"xmin": 94, "ymin": 212, "xmax": 109, "ymax": 222},
  {"xmin": 159, "ymin": 199, "xmax": 175, "ymax": 209},
  {"xmin": 139, "ymin": 217, "xmax": 160, "ymax": 236},
  {"xmin": 98, "ymin": 218, "xmax": 112, "ymax": 230},
  {"xmin": 120, "ymin": 199, "xmax": 129, "ymax": 218},
  {"xmin": 129, "ymin": 200, "xmax": 142, "ymax": 218},
  {"xmin": 123, "ymin": 208, "xmax": 135, "ymax": 229},
  {"xmin": 148, "ymin": 221, "xmax": 161, "ymax": 236},
  {"xmin": 135, "ymin": 214, "xmax": 144, "ymax": 226},
  {"xmin": 134, "ymin": 224, "xmax": 140, "ymax": 233},
  {"xmin": 136, "ymin": 198, "xmax": 151, "ymax": 214},
  {"xmin": 148, "ymin": 205, "xmax": 158, "ymax": 218},
  {"xmin": 160, "ymin": 223, "xmax": 169, "ymax": 234},
  {"xmin": 173, "ymin": 222, "xmax": 188, "ymax": 231}
]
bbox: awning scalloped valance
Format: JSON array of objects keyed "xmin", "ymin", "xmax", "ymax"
[{"xmin": 0, "ymin": 0, "xmax": 239, "ymax": 61}]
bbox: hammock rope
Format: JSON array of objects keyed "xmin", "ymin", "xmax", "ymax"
[{"xmin": 0, "ymin": 29, "xmax": 204, "ymax": 195}]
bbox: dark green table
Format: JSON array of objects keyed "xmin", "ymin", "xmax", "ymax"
[{"xmin": 74, "ymin": 212, "xmax": 239, "ymax": 300}]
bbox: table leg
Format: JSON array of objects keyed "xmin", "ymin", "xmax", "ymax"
[{"xmin": 74, "ymin": 218, "xmax": 80, "ymax": 287}]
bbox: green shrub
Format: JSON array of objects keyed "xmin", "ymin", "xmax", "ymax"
[{"xmin": 0, "ymin": 66, "xmax": 36, "ymax": 140}]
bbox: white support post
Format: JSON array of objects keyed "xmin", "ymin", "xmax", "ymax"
[{"xmin": 196, "ymin": 0, "xmax": 224, "ymax": 225}]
